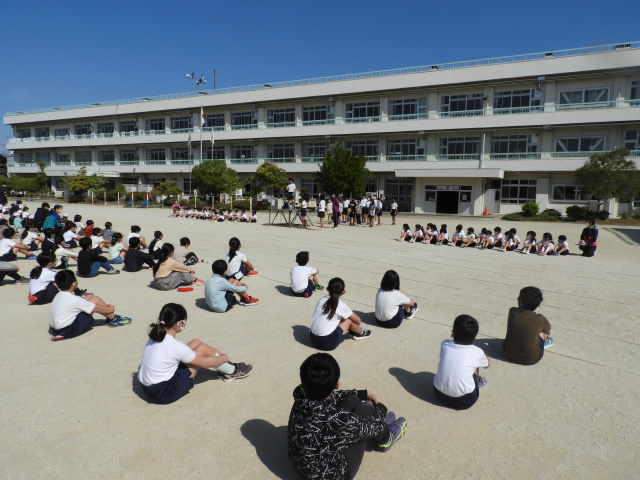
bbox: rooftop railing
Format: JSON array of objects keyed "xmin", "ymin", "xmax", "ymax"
[{"xmin": 6, "ymin": 41, "xmax": 639, "ymax": 116}]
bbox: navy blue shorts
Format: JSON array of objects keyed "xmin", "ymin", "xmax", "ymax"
[
  {"xmin": 287, "ymin": 192, "xmax": 294, "ymax": 201},
  {"xmin": 291, "ymin": 279, "xmax": 314, "ymax": 298},
  {"xmin": 50, "ymin": 312, "xmax": 95, "ymax": 339},
  {"xmin": 310, "ymin": 325, "xmax": 345, "ymax": 351},
  {"xmin": 300, "ymin": 208, "xmax": 307, "ymax": 217},
  {"xmin": 433, "ymin": 374, "xmax": 480, "ymax": 410},
  {"xmin": 0, "ymin": 251, "xmax": 17, "ymax": 262},
  {"xmin": 33, "ymin": 282, "xmax": 60, "ymax": 305},
  {"xmin": 225, "ymin": 290, "xmax": 238, "ymax": 311},
  {"xmin": 376, "ymin": 305, "xmax": 404, "ymax": 329},
  {"xmin": 142, "ymin": 363, "xmax": 194, "ymax": 405}
]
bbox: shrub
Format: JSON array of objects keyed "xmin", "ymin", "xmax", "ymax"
[
  {"xmin": 540, "ymin": 208, "xmax": 561, "ymax": 217},
  {"xmin": 632, "ymin": 209, "xmax": 640, "ymax": 220},
  {"xmin": 566, "ymin": 205, "xmax": 589, "ymax": 220},
  {"xmin": 502, "ymin": 213, "xmax": 524, "ymax": 221},
  {"xmin": 521, "ymin": 201, "xmax": 539, "ymax": 217},
  {"xmin": 589, "ymin": 210, "xmax": 610, "ymax": 220}
]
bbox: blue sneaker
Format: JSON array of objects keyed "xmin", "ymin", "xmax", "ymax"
[
  {"xmin": 544, "ymin": 336, "xmax": 555, "ymax": 349},
  {"xmin": 108, "ymin": 315, "xmax": 132, "ymax": 327},
  {"xmin": 378, "ymin": 417, "xmax": 407, "ymax": 451}
]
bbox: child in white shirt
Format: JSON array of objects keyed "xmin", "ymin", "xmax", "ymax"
[{"xmin": 290, "ymin": 251, "xmax": 324, "ymax": 297}]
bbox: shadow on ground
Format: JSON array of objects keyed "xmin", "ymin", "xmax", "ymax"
[
  {"xmin": 131, "ymin": 372, "xmax": 152, "ymax": 403},
  {"xmin": 606, "ymin": 227, "xmax": 640, "ymax": 246},
  {"xmin": 275, "ymin": 285, "xmax": 293, "ymax": 296},
  {"xmin": 473, "ymin": 337, "xmax": 510, "ymax": 363},
  {"xmin": 241, "ymin": 419, "xmax": 298, "ymax": 479},
  {"xmin": 353, "ymin": 310, "xmax": 376, "ymax": 326},
  {"xmin": 388, "ymin": 367, "xmax": 439, "ymax": 406},
  {"xmin": 292, "ymin": 325, "xmax": 313, "ymax": 347},
  {"xmin": 194, "ymin": 297, "xmax": 211, "ymax": 311}
]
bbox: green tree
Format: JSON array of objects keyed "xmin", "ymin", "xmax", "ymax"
[
  {"xmin": 316, "ymin": 145, "xmax": 370, "ymax": 197},
  {"xmin": 153, "ymin": 180, "xmax": 184, "ymax": 207},
  {"xmin": 67, "ymin": 167, "xmax": 106, "ymax": 195},
  {"xmin": 250, "ymin": 162, "xmax": 288, "ymax": 198},
  {"xmin": 575, "ymin": 149, "xmax": 640, "ymax": 208},
  {"xmin": 10, "ymin": 176, "xmax": 40, "ymax": 193},
  {"xmin": 36, "ymin": 161, "xmax": 50, "ymax": 193},
  {"xmin": 191, "ymin": 160, "xmax": 242, "ymax": 198}
]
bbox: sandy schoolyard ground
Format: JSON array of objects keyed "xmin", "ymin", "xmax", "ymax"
[{"xmin": 1, "ymin": 205, "xmax": 639, "ymax": 479}]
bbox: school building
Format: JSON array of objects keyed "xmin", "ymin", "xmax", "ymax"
[{"xmin": 4, "ymin": 41, "xmax": 640, "ymax": 216}]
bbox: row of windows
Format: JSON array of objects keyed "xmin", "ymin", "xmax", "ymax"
[{"xmin": 16, "ymin": 83, "xmax": 640, "ymax": 138}]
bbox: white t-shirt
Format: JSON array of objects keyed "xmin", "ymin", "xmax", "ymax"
[
  {"xmin": 63, "ymin": 230, "xmax": 77, "ymax": 243},
  {"xmin": 290, "ymin": 265, "xmax": 317, "ymax": 293},
  {"xmin": 137, "ymin": 335, "xmax": 197, "ymax": 386},
  {"xmin": 318, "ymin": 200, "xmax": 326, "ymax": 212},
  {"xmin": 343, "ymin": 199, "xmax": 349, "ymax": 208},
  {"xmin": 225, "ymin": 251, "xmax": 248, "ymax": 278},
  {"xmin": 0, "ymin": 238, "xmax": 16, "ymax": 255},
  {"xmin": 433, "ymin": 340, "xmax": 489, "ymax": 397},
  {"xmin": 286, "ymin": 183, "xmax": 296, "ymax": 193},
  {"xmin": 301, "ymin": 200, "xmax": 307, "ymax": 209},
  {"xmin": 310, "ymin": 296, "xmax": 353, "ymax": 336},
  {"xmin": 49, "ymin": 291, "xmax": 96, "ymax": 330},
  {"xmin": 125, "ymin": 232, "xmax": 140, "ymax": 245},
  {"xmin": 557, "ymin": 241, "xmax": 569, "ymax": 250},
  {"xmin": 29, "ymin": 267, "xmax": 57, "ymax": 295},
  {"xmin": 375, "ymin": 289, "xmax": 410, "ymax": 322},
  {"xmin": 24, "ymin": 231, "xmax": 40, "ymax": 244},
  {"xmin": 391, "ymin": 202, "xmax": 398, "ymax": 211},
  {"xmin": 90, "ymin": 236, "xmax": 104, "ymax": 249}
]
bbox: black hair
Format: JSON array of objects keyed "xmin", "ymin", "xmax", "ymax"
[
  {"xmin": 542, "ymin": 232, "xmax": 553, "ymax": 241},
  {"xmin": 130, "ymin": 225, "xmax": 141, "ymax": 233},
  {"xmin": 558, "ymin": 235, "xmax": 567, "ymax": 241},
  {"xmin": 440, "ymin": 224, "xmax": 447, "ymax": 233},
  {"xmin": 299, "ymin": 353, "xmax": 340, "ymax": 400},
  {"xmin": 0, "ymin": 218, "xmax": 7, "ymax": 226},
  {"xmin": 79, "ymin": 237, "xmax": 92, "ymax": 250},
  {"xmin": 527, "ymin": 230, "xmax": 536, "ymax": 237},
  {"xmin": 53, "ymin": 205, "xmax": 62, "ymax": 211},
  {"xmin": 63, "ymin": 221, "xmax": 75, "ymax": 232},
  {"xmin": 148, "ymin": 303, "xmax": 187, "ymax": 343},
  {"xmin": 519, "ymin": 286, "xmax": 543, "ymax": 311},
  {"xmin": 129, "ymin": 236, "xmax": 141, "ymax": 249},
  {"xmin": 3, "ymin": 227, "xmax": 15, "ymax": 239},
  {"xmin": 30, "ymin": 253, "xmax": 55, "ymax": 279},
  {"xmin": 228, "ymin": 237, "xmax": 241, "ymax": 262},
  {"xmin": 587, "ymin": 218, "xmax": 596, "ymax": 226},
  {"xmin": 415, "ymin": 224, "xmax": 421, "ymax": 230},
  {"xmin": 505, "ymin": 231, "xmax": 514, "ymax": 239},
  {"xmin": 92, "ymin": 227, "xmax": 102, "ymax": 236},
  {"xmin": 509, "ymin": 228, "xmax": 517, "ymax": 234},
  {"xmin": 180, "ymin": 237, "xmax": 190, "ymax": 246},
  {"xmin": 322, "ymin": 277, "xmax": 345, "ymax": 319},
  {"xmin": 42, "ymin": 202, "xmax": 50, "ymax": 208},
  {"xmin": 288, "ymin": 177, "xmax": 293, "ymax": 182},
  {"xmin": 20, "ymin": 219, "xmax": 34, "ymax": 239},
  {"xmin": 494, "ymin": 226, "xmax": 502, "ymax": 233},
  {"xmin": 105, "ymin": 222, "xmax": 112, "ymax": 229},
  {"xmin": 456, "ymin": 224, "xmax": 463, "ymax": 232},
  {"xmin": 86, "ymin": 220, "xmax": 94, "ymax": 226},
  {"xmin": 43, "ymin": 228, "xmax": 55, "ymax": 239},
  {"xmin": 154, "ymin": 231, "xmax": 163, "ymax": 240},
  {"xmin": 73, "ymin": 214, "xmax": 82, "ymax": 222},
  {"xmin": 380, "ymin": 270, "xmax": 400, "ymax": 291},
  {"xmin": 402, "ymin": 223, "xmax": 410, "ymax": 230},
  {"xmin": 153, "ymin": 243, "xmax": 174, "ymax": 275},
  {"xmin": 296, "ymin": 251, "xmax": 309, "ymax": 266},
  {"xmin": 451, "ymin": 314, "xmax": 479, "ymax": 345},
  {"xmin": 212, "ymin": 259, "xmax": 227, "ymax": 275},
  {"xmin": 54, "ymin": 234, "xmax": 65, "ymax": 246},
  {"xmin": 467, "ymin": 227, "xmax": 475, "ymax": 233},
  {"xmin": 111, "ymin": 232, "xmax": 123, "ymax": 246},
  {"xmin": 54, "ymin": 269, "xmax": 76, "ymax": 291}
]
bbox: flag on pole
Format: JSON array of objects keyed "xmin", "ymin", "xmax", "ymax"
[
  {"xmin": 200, "ymin": 107, "xmax": 205, "ymax": 128},
  {"xmin": 187, "ymin": 133, "xmax": 191, "ymax": 149},
  {"xmin": 210, "ymin": 129, "xmax": 215, "ymax": 146}
]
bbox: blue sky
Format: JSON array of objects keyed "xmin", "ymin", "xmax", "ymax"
[{"xmin": 2, "ymin": 0, "xmax": 638, "ymax": 148}]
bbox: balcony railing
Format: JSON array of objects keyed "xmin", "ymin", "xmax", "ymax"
[
  {"xmin": 386, "ymin": 155, "xmax": 427, "ymax": 161},
  {"xmin": 436, "ymin": 153, "xmax": 481, "ymax": 160},
  {"xmin": 387, "ymin": 113, "xmax": 429, "ymax": 121},
  {"xmin": 344, "ymin": 116, "xmax": 381, "ymax": 124},
  {"xmin": 230, "ymin": 124, "xmax": 258, "ymax": 131},
  {"xmin": 265, "ymin": 122, "xmax": 296, "ymax": 128},
  {"xmin": 551, "ymin": 151, "xmax": 607, "ymax": 158},
  {"xmin": 555, "ymin": 100, "xmax": 618, "ymax": 111},
  {"xmin": 228, "ymin": 158, "xmax": 258, "ymax": 164},
  {"xmin": 301, "ymin": 119, "xmax": 335, "ymax": 126},
  {"xmin": 489, "ymin": 152, "xmax": 542, "ymax": 159}
]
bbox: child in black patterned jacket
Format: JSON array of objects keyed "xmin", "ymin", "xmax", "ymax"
[{"xmin": 288, "ymin": 353, "xmax": 407, "ymax": 480}]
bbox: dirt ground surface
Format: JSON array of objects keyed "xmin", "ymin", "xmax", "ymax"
[{"xmin": 2, "ymin": 206, "xmax": 639, "ymax": 480}]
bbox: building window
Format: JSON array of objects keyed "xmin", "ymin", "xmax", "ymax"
[
  {"xmin": 16, "ymin": 128, "xmax": 31, "ymax": 138},
  {"xmin": 494, "ymin": 89, "xmax": 541, "ymax": 113},
  {"xmin": 146, "ymin": 148, "xmax": 166, "ymax": 161},
  {"xmin": 75, "ymin": 124, "xmax": 91, "ymax": 136},
  {"xmin": 631, "ymin": 81, "xmax": 640, "ymax": 106},
  {"xmin": 555, "ymin": 137, "xmax": 606, "ymax": 154},
  {"xmin": 231, "ymin": 145, "xmax": 255, "ymax": 159},
  {"xmin": 120, "ymin": 150, "xmax": 138, "ymax": 163},
  {"xmin": 76, "ymin": 151, "xmax": 92, "ymax": 164},
  {"xmin": 145, "ymin": 118, "xmax": 166, "ymax": 132},
  {"xmin": 119, "ymin": 120, "xmax": 137, "ymax": 133},
  {"xmin": 552, "ymin": 185, "xmax": 592, "ymax": 202},
  {"xmin": 55, "ymin": 153, "xmax": 71, "ymax": 163},
  {"xmin": 97, "ymin": 122, "xmax": 114, "ymax": 134},
  {"xmin": 205, "ymin": 113, "xmax": 225, "ymax": 129},
  {"xmin": 302, "ymin": 142, "xmax": 328, "ymax": 161},
  {"xmin": 302, "ymin": 105, "xmax": 334, "ymax": 125},
  {"xmin": 385, "ymin": 179, "xmax": 413, "ymax": 211},
  {"xmin": 267, "ymin": 108, "xmax": 295, "ymax": 127},
  {"xmin": 440, "ymin": 93, "xmax": 483, "ymax": 116},
  {"xmin": 231, "ymin": 111, "xmax": 257, "ymax": 130},
  {"xmin": 300, "ymin": 179, "xmax": 320, "ymax": 196},
  {"xmin": 98, "ymin": 151, "xmax": 115, "ymax": 163},
  {"xmin": 171, "ymin": 147, "xmax": 190, "ymax": 161},
  {"xmin": 624, "ymin": 130, "xmax": 639, "ymax": 151},
  {"xmin": 345, "ymin": 102, "xmax": 380, "ymax": 122},
  {"xmin": 388, "ymin": 98, "xmax": 427, "ymax": 119},
  {"xmin": 558, "ymin": 88, "xmax": 609, "ymax": 108},
  {"xmin": 346, "ymin": 140, "xmax": 379, "ymax": 158},
  {"xmin": 267, "ymin": 144, "xmax": 295, "ymax": 161},
  {"xmin": 35, "ymin": 152, "xmax": 50, "ymax": 163},
  {"xmin": 491, "ymin": 135, "xmax": 539, "ymax": 158},
  {"xmin": 501, "ymin": 179, "xmax": 537, "ymax": 204},
  {"xmin": 35, "ymin": 127, "xmax": 50, "ymax": 138},
  {"xmin": 54, "ymin": 128, "xmax": 69, "ymax": 137},
  {"xmin": 387, "ymin": 139, "xmax": 422, "ymax": 160},
  {"xmin": 170, "ymin": 116, "xmax": 192, "ymax": 130},
  {"xmin": 17, "ymin": 153, "xmax": 32, "ymax": 164},
  {"xmin": 203, "ymin": 146, "xmax": 226, "ymax": 160},
  {"xmin": 438, "ymin": 137, "xmax": 481, "ymax": 159}
]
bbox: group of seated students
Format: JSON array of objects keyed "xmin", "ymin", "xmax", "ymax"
[
  {"xmin": 398, "ymin": 219, "xmax": 599, "ymax": 257},
  {"xmin": 171, "ymin": 206, "xmax": 258, "ymax": 222}
]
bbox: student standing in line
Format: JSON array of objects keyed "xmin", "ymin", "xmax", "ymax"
[
  {"xmin": 317, "ymin": 194, "xmax": 327, "ymax": 229},
  {"xmin": 390, "ymin": 199, "xmax": 398, "ymax": 225}
]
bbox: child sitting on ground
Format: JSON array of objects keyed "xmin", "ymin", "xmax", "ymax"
[
  {"xmin": 152, "ymin": 244, "xmax": 204, "ymax": 291},
  {"xmin": 124, "ymin": 237, "xmax": 155, "ymax": 272},
  {"xmin": 460, "ymin": 227, "xmax": 477, "ymax": 248},
  {"xmin": 102, "ymin": 222, "xmax": 115, "ymax": 243},
  {"xmin": 290, "ymin": 251, "xmax": 324, "ymax": 298},
  {"xmin": 77, "ymin": 237, "xmax": 119, "ymax": 278},
  {"xmin": 521, "ymin": 231, "xmax": 537, "ymax": 254},
  {"xmin": 537, "ymin": 232, "xmax": 554, "ymax": 256},
  {"xmin": 125, "ymin": 225, "xmax": 148, "ymax": 248},
  {"xmin": 433, "ymin": 314, "xmax": 490, "ymax": 410},
  {"xmin": 49, "ymin": 270, "xmax": 132, "ymax": 341},
  {"xmin": 173, "ymin": 237, "xmax": 200, "ymax": 265},
  {"xmin": 224, "ymin": 237, "xmax": 258, "ymax": 280},
  {"xmin": 451, "ymin": 224, "xmax": 464, "ymax": 246},
  {"xmin": 28, "ymin": 254, "xmax": 59, "ymax": 305},
  {"xmin": 554, "ymin": 235, "xmax": 570, "ymax": 256},
  {"xmin": 90, "ymin": 227, "xmax": 110, "ymax": 252},
  {"xmin": 148, "ymin": 231, "xmax": 164, "ymax": 260},
  {"xmin": 204, "ymin": 260, "xmax": 259, "ymax": 312},
  {"xmin": 137, "ymin": 303, "xmax": 252, "ymax": 404},
  {"xmin": 0, "ymin": 227, "xmax": 37, "ymax": 261},
  {"xmin": 578, "ymin": 218, "xmax": 598, "ymax": 257},
  {"xmin": 108, "ymin": 232, "xmax": 128, "ymax": 264},
  {"xmin": 503, "ymin": 286, "xmax": 554, "ymax": 365},
  {"xmin": 309, "ymin": 277, "xmax": 371, "ymax": 351},
  {"xmin": 409, "ymin": 224, "xmax": 423, "ymax": 243},
  {"xmin": 398, "ymin": 224, "xmax": 412, "ymax": 242},
  {"xmin": 374, "ymin": 270, "xmax": 418, "ymax": 328},
  {"xmin": 288, "ymin": 353, "xmax": 407, "ymax": 480}
]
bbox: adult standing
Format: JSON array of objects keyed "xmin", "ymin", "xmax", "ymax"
[
  {"xmin": 0, "ymin": 182, "xmax": 9, "ymax": 205},
  {"xmin": 331, "ymin": 194, "xmax": 341, "ymax": 229}
]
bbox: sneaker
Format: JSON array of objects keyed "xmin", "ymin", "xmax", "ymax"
[
  {"xmin": 50, "ymin": 335, "xmax": 65, "ymax": 342},
  {"xmin": 222, "ymin": 362, "xmax": 253, "ymax": 382},
  {"xmin": 240, "ymin": 295, "xmax": 260, "ymax": 306},
  {"xmin": 245, "ymin": 271, "xmax": 259, "ymax": 277},
  {"xmin": 15, "ymin": 276, "xmax": 29, "ymax": 284},
  {"xmin": 478, "ymin": 376, "xmax": 489, "ymax": 388},
  {"xmin": 385, "ymin": 411, "xmax": 397, "ymax": 425},
  {"xmin": 314, "ymin": 285, "xmax": 325, "ymax": 291},
  {"xmin": 107, "ymin": 269, "xmax": 120, "ymax": 275},
  {"xmin": 28, "ymin": 295, "xmax": 38, "ymax": 303},
  {"xmin": 191, "ymin": 278, "xmax": 206, "ymax": 286},
  {"xmin": 108, "ymin": 315, "xmax": 133, "ymax": 327},
  {"xmin": 544, "ymin": 336, "xmax": 555, "ymax": 349},
  {"xmin": 351, "ymin": 327, "xmax": 372, "ymax": 341},
  {"xmin": 378, "ymin": 417, "xmax": 407, "ymax": 451},
  {"xmin": 405, "ymin": 303, "xmax": 418, "ymax": 320},
  {"xmin": 25, "ymin": 255, "xmax": 38, "ymax": 260}
]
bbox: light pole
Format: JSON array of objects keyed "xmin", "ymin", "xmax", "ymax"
[
  {"xmin": 185, "ymin": 72, "xmax": 195, "ymax": 92},
  {"xmin": 196, "ymin": 74, "xmax": 207, "ymax": 91}
]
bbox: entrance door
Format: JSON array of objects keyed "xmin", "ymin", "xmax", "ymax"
[{"xmin": 436, "ymin": 191, "xmax": 459, "ymax": 214}]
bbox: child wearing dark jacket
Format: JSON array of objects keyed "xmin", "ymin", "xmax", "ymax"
[{"xmin": 77, "ymin": 237, "xmax": 119, "ymax": 278}]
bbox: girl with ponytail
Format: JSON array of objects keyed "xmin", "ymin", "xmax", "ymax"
[
  {"xmin": 152, "ymin": 243, "xmax": 205, "ymax": 290},
  {"xmin": 138, "ymin": 303, "xmax": 253, "ymax": 404},
  {"xmin": 309, "ymin": 277, "xmax": 371, "ymax": 351},
  {"xmin": 28, "ymin": 254, "xmax": 60, "ymax": 304},
  {"xmin": 224, "ymin": 237, "xmax": 258, "ymax": 280}
]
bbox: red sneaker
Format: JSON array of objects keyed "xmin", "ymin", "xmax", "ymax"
[
  {"xmin": 245, "ymin": 271, "xmax": 259, "ymax": 277},
  {"xmin": 241, "ymin": 296, "xmax": 260, "ymax": 306},
  {"xmin": 28, "ymin": 295, "xmax": 38, "ymax": 304}
]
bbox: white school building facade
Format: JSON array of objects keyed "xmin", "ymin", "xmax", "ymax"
[{"xmin": 4, "ymin": 42, "xmax": 640, "ymax": 215}]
